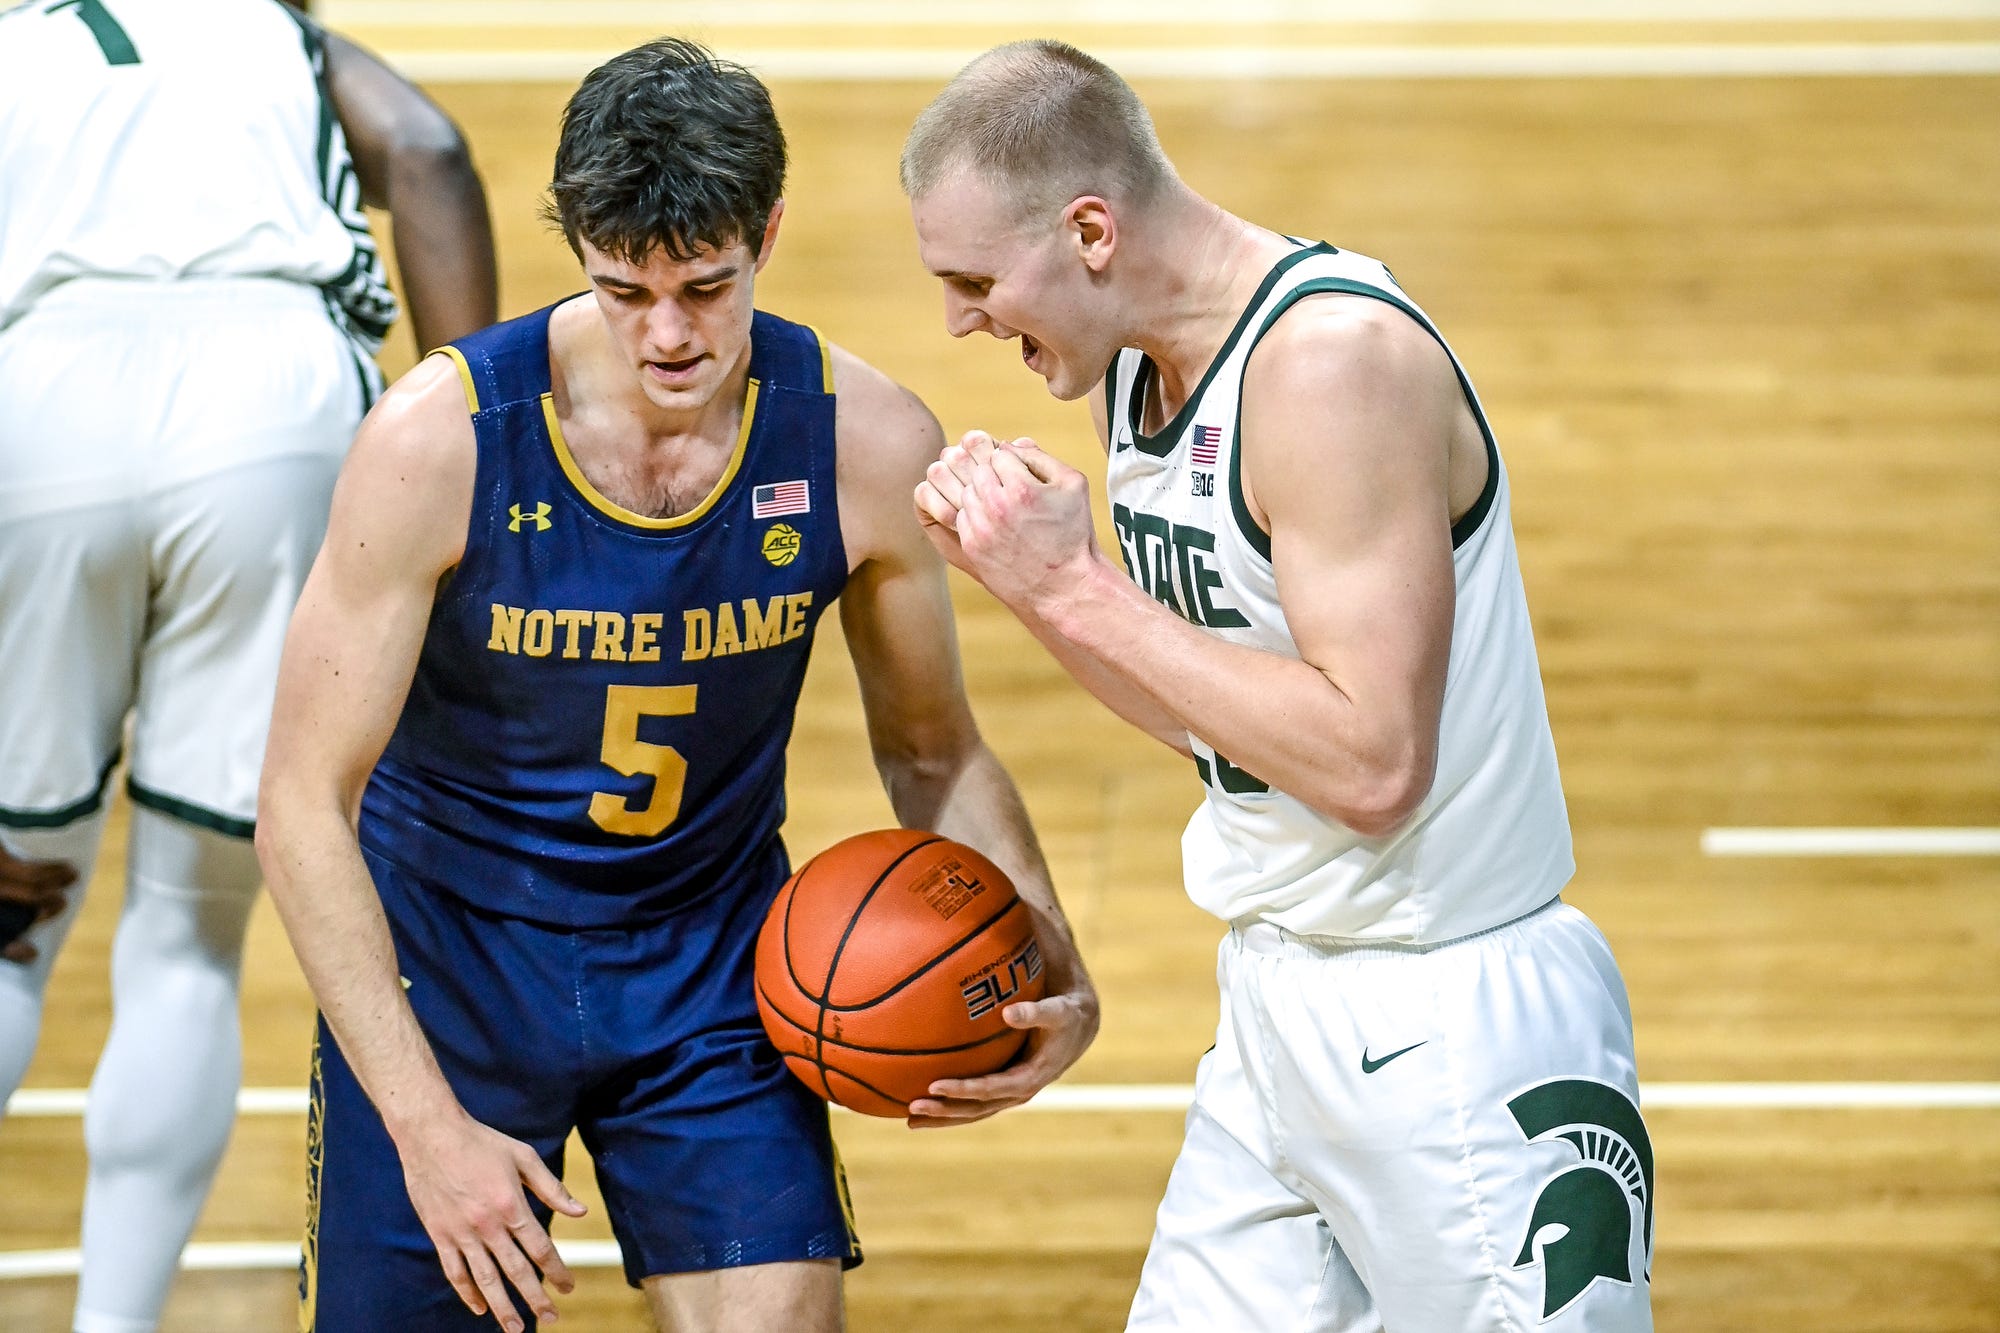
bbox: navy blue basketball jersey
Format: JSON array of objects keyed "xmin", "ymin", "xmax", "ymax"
[{"xmin": 359, "ymin": 303, "xmax": 847, "ymax": 927}]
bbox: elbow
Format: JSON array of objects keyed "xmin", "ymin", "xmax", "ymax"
[
  {"xmin": 387, "ymin": 118, "xmax": 479, "ymax": 194},
  {"xmin": 1317, "ymin": 751, "xmax": 1435, "ymax": 839},
  {"xmin": 251, "ymin": 802, "xmax": 286, "ymax": 885}
]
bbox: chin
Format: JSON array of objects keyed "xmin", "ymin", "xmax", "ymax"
[{"xmin": 1041, "ymin": 367, "xmax": 1095, "ymax": 403}]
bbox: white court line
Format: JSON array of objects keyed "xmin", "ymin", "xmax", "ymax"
[
  {"xmin": 2, "ymin": 1083, "xmax": 1997, "ymax": 1281},
  {"xmin": 0, "ymin": 1239, "xmax": 627, "ymax": 1282},
  {"xmin": 10, "ymin": 1082, "xmax": 2000, "ymax": 1119},
  {"xmin": 381, "ymin": 43, "xmax": 2000, "ymax": 83},
  {"xmin": 1702, "ymin": 827, "xmax": 2000, "ymax": 856},
  {"xmin": 323, "ymin": 0, "xmax": 2000, "ymax": 26}
]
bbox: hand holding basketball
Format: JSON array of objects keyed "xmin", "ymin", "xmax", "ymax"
[
  {"xmin": 904, "ymin": 930, "xmax": 1100, "ymax": 1129},
  {"xmin": 755, "ymin": 830, "xmax": 1052, "ymax": 1119}
]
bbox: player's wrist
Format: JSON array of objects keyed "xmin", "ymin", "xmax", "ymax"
[{"xmin": 1027, "ymin": 548, "xmax": 1122, "ymax": 644}]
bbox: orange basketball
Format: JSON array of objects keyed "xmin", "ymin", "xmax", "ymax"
[{"xmin": 755, "ymin": 829, "xmax": 1047, "ymax": 1117}]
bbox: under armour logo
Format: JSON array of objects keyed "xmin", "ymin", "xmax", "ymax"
[
  {"xmin": 508, "ymin": 502, "xmax": 552, "ymax": 533},
  {"xmin": 1508, "ymin": 1077, "xmax": 1654, "ymax": 1320}
]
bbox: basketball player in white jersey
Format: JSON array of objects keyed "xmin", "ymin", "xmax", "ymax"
[
  {"xmin": 0, "ymin": 2, "xmax": 494, "ymax": 1328},
  {"xmin": 903, "ymin": 41, "xmax": 1653, "ymax": 1332}
]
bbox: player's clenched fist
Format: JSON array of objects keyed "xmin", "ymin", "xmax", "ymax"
[{"xmin": 929, "ymin": 433, "xmax": 1102, "ymax": 617}]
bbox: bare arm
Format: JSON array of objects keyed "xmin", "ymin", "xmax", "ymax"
[
  {"xmin": 321, "ymin": 28, "xmax": 497, "ymax": 350},
  {"xmin": 833, "ymin": 346, "xmax": 1099, "ymax": 1125},
  {"xmin": 256, "ymin": 358, "xmax": 579, "ymax": 1332},
  {"xmin": 916, "ymin": 388, "xmax": 1191, "ymax": 755},
  {"xmin": 928, "ymin": 298, "xmax": 1462, "ymax": 836},
  {"xmin": 257, "ymin": 357, "xmax": 470, "ymax": 1137}
]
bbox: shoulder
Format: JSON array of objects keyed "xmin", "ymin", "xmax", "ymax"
[
  {"xmin": 1245, "ymin": 290, "xmax": 1455, "ymax": 415},
  {"xmin": 824, "ymin": 341, "xmax": 944, "ymax": 566},
  {"xmin": 829, "ymin": 342, "xmax": 943, "ymax": 474},
  {"xmin": 363, "ymin": 352, "xmax": 478, "ymax": 465},
  {"xmin": 1237, "ymin": 292, "xmax": 1460, "ymax": 532},
  {"xmin": 330, "ymin": 353, "xmax": 477, "ymax": 564}
]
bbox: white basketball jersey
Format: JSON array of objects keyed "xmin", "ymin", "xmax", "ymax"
[
  {"xmin": 0, "ymin": 0, "xmax": 395, "ymax": 347},
  {"xmin": 1104, "ymin": 242, "xmax": 1573, "ymax": 943}
]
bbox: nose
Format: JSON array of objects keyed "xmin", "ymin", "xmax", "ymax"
[
  {"xmin": 646, "ymin": 298, "xmax": 695, "ymax": 353},
  {"xmin": 943, "ymin": 288, "xmax": 986, "ymax": 340}
]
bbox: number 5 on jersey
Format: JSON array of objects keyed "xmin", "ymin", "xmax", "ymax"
[{"xmin": 590, "ymin": 685, "xmax": 696, "ymax": 837}]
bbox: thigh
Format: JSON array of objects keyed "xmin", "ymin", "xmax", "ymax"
[
  {"xmin": 306, "ymin": 859, "xmax": 581, "ymax": 1332},
  {"xmin": 579, "ymin": 855, "xmax": 860, "ymax": 1286},
  {"xmin": 641, "ymin": 1259, "xmax": 842, "ymax": 1333},
  {"xmin": 1128, "ymin": 965, "xmax": 1379, "ymax": 1333},
  {"xmin": 1261, "ymin": 907, "xmax": 1654, "ymax": 1332},
  {"xmin": 303, "ymin": 1016, "xmax": 560, "ymax": 1333},
  {"xmin": 131, "ymin": 453, "xmax": 342, "ymax": 831},
  {"xmin": 0, "ymin": 500, "xmax": 142, "ymax": 821}
]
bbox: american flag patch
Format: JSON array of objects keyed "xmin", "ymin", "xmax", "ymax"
[
  {"xmin": 751, "ymin": 480, "xmax": 810, "ymax": 518},
  {"xmin": 1190, "ymin": 425, "xmax": 1221, "ymax": 467}
]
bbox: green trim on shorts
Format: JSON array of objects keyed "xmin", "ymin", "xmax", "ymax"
[
  {"xmin": 126, "ymin": 778, "xmax": 256, "ymax": 841},
  {"xmin": 0, "ymin": 751, "xmax": 120, "ymax": 829}
]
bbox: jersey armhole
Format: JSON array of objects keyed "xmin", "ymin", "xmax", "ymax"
[
  {"xmin": 1230, "ymin": 278, "xmax": 1502, "ymax": 563},
  {"xmin": 430, "ymin": 345, "xmax": 481, "ymax": 414}
]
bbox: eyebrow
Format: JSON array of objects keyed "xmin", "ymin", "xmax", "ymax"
[
  {"xmin": 591, "ymin": 265, "xmax": 742, "ymax": 292},
  {"xmin": 929, "ymin": 268, "xmax": 990, "ymax": 282}
]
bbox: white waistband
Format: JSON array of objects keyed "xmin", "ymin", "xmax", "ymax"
[{"xmin": 1230, "ymin": 895, "xmax": 1563, "ymax": 961}]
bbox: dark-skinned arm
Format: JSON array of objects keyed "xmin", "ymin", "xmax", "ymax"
[{"xmin": 321, "ymin": 27, "xmax": 497, "ymax": 349}]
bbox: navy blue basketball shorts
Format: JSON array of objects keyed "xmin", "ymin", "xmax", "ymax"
[{"xmin": 299, "ymin": 845, "xmax": 860, "ymax": 1331}]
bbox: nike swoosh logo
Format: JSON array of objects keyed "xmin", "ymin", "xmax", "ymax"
[{"xmin": 1360, "ymin": 1041, "xmax": 1428, "ymax": 1074}]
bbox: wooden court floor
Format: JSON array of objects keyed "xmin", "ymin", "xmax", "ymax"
[{"xmin": 3, "ymin": 65, "xmax": 1997, "ymax": 1332}]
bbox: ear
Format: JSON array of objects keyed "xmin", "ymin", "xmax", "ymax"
[
  {"xmin": 753, "ymin": 200, "xmax": 786, "ymax": 273},
  {"xmin": 1066, "ymin": 196, "xmax": 1116, "ymax": 274}
]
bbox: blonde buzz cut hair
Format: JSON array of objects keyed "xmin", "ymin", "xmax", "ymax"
[{"xmin": 900, "ymin": 39, "xmax": 1173, "ymax": 219}]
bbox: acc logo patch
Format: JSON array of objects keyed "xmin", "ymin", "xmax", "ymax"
[
  {"xmin": 762, "ymin": 523, "xmax": 802, "ymax": 567},
  {"xmin": 1508, "ymin": 1077, "xmax": 1654, "ymax": 1320}
]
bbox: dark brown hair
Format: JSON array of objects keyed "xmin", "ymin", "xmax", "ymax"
[{"xmin": 546, "ymin": 38, "xmax": 787, "ymax": 263}]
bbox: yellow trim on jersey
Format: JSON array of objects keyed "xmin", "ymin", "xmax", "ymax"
[
  {"xmin": 806, "ymin": 324, "xmax": 835, "ymax": 393},
  {"xmin": 830, "ymin": 1131, "xmax": 861, "ymax": 1258},
  {"xmin": 433, "ymin": 345, "xmax": 480, "ymax": 414},
  {"xmin": 299, "ymin": 1029, "xmax": 325, "ymax": 1333},
  {"xmin": 538, "ymin": 381, "xmax": 759, "ymax": 530}
]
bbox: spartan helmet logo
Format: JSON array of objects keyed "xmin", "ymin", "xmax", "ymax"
[{"xmin": 1508, "ymin": 1078, "xmax": 1654, "ymax": 1321}]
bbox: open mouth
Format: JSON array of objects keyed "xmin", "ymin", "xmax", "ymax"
[
  {"xmin": 1020, "ymin": 334, "xmax": 1041, "ymax": 369},
  {"xmin": 649, "ymin": 354, "xmax": 704, "ymax": 380}
]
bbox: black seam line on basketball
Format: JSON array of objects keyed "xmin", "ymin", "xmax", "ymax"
[
  {"xmin": 776, "ymin": 850, "xmax": 838, "ymax": 1099},
  {"xmin": 817, "ymin": 1061, "xmax": 916, "ymax": 1113},
  {"xmin": 755, "ymin": 981, "xmax": 1025, "ymax": 1057},
  {"xmin": 814, "ymin": 836, "xmax": 948, "ymax": 1093},
  {"xmin": 818, "ymin": 895, "xmax": 1030, "ymax": 1013}
]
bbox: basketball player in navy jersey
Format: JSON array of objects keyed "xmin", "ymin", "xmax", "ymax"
[{"xmin": 257, "ymin": 40, "xmax": 1098, "ymax": 1333}]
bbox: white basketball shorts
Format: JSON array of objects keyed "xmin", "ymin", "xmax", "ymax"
[
  {"xmin": 0, "ymin": 276, "xmax": 369, "ymax": 836},
  {"xmin": 1128, "ymin": 898, "xmax": 1653, "ymax": 1333}
]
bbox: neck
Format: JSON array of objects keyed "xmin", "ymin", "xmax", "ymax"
[{"xmin": 1123, "ymin": 190, "xmax": 1292, "ymax": 417}]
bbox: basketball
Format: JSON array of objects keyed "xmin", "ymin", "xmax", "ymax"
[{"xmin": 755, "ymin": 829, "xmax": 1047, "ymax": 1117}]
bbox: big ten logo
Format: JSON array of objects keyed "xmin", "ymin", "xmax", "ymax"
[{"xmin": 960, "ymin": 938, "xmax": 1045, "ymax": 1021}]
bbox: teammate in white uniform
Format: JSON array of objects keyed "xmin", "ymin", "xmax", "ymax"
[
  {"xmin": 0, "ymin": 2, "xmax": 493, "ymax": 1328},
  {"xmin": 904, "ymin": 41, "xmax": 1652, "ymax": 1332}
]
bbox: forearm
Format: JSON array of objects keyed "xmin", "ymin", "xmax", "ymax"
[
  {"xmin": 385, "ymin": 145, "xmax": 496, "ymax": 351},
  {"xmin": 880, "ymin": 743, "xmax": 1085, "ymax": 981},
  {"xmin": 1037, "ymin": 552, "xmax": 1422, "ymax": 832},
  {"xmin": 256, "ymin": 800, "xmax": 463, "ymax": 1140},
  {"xmin": 1012, "ymin": 613, "xmax": 1193, "ymax": 756}
]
